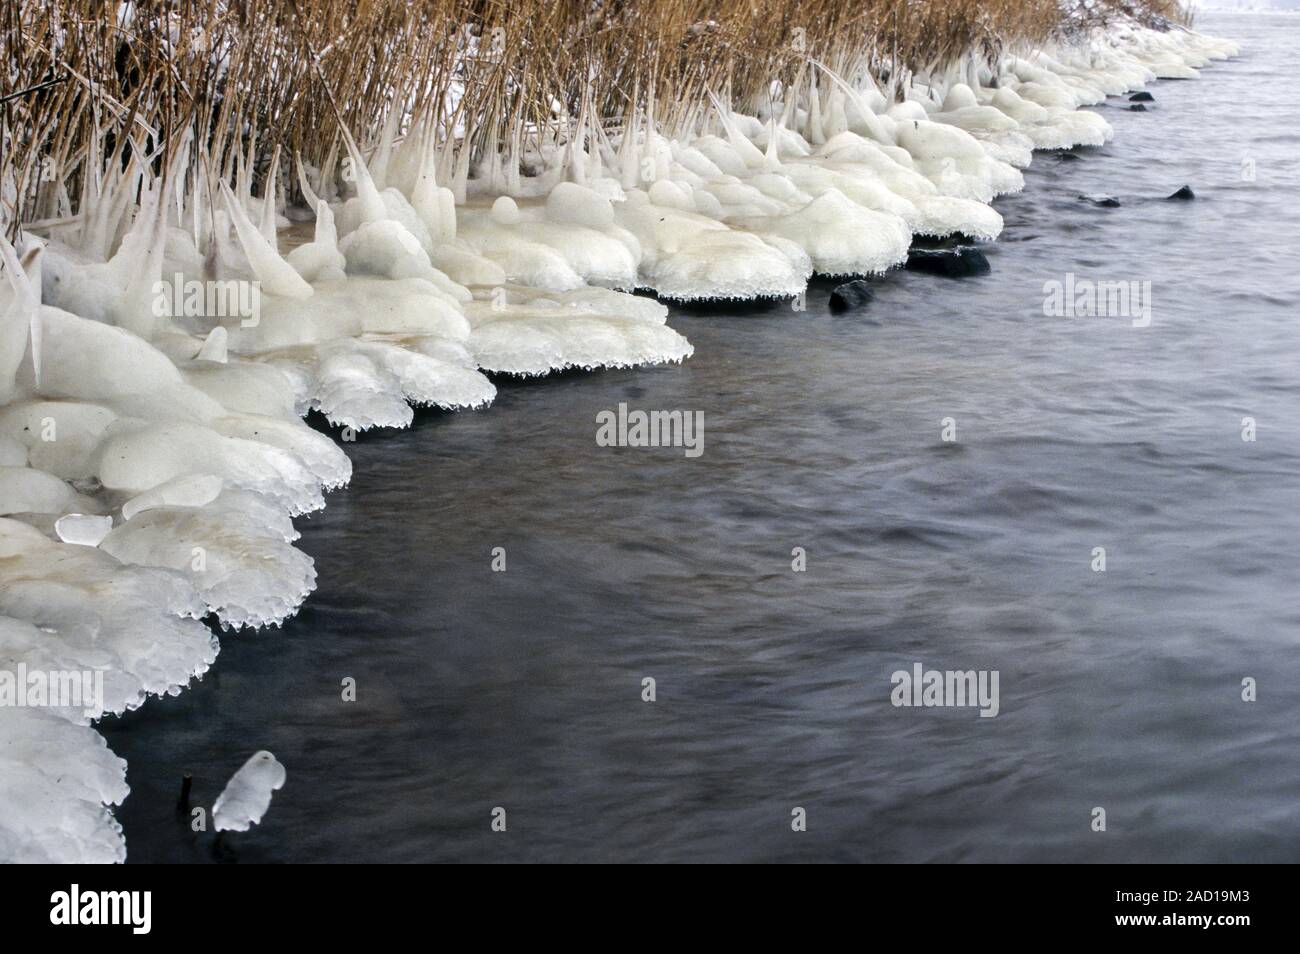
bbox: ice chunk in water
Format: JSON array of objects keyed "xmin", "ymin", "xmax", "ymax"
[{"xmin": 213, "ymin": 750, "xmax": 286, "ymax": 832}]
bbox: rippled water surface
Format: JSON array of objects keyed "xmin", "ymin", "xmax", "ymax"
[{"xmin": 103, "ymin": 14, "xmax": 1299, "ymax": 863}]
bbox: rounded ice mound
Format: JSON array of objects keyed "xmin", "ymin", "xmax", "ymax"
[
  {"xmin": 213, "ymin": 750, "xmax": 286, "ymax": 833},
  {"xmin": 304, "ymin": 344, "xmax": 414, "ymax": 431},
  {"xmin": 812, "ymin": 132, "xmax": 938, "ymax": 199},
  {"xmin": 490, "ymin": 195, "xmax": 522, "ymax": 226},
  {"xmin": 457, "ymin": 217, "xmax": 585, "ymax": 291},
  {"xmin": 427, "ymin": 241, "xmax": 508, "ymax": 287},
  {"xmin": 101, "ymin": 505, "xmax": 316, "ymax": 628},
  {"xmin": 96, "ymin": 421, "xmax": 326, "ymax": 516},
  {"xmin": 182, "ymin": 360, "xmax": 299, "ymax": 419},
  {"xmin": 0, "ymin": 465, "xmax": 92, "ymax": 516},
  {"xmin": 647, "ymin": 179, "xmax": 697, "ymax": 212},
  {"xmin": 895, "ymin": 120, "xmax": 1024, "ymax": 202},
  {"xmin": 616, "ymin": 194, "xmax": 808, "ymax": 300},
  {"xmin": 545, "ymin": 182, "xmax": 616, "ymax": 230},
  {"xmin": 465, "ymin": 289, "xmax": 693, "ymax": 376},
  {"xmin": 212, "ymin": 413, "xmax": 352, "ymax": 491},
  {"xmin": 336, "ymin": 186, "xmax": 437, "ymax": 257},
  {"xmin": 277, "ymin": 335, "xmax": 493, "ymax": 431},
  {"xmin": 734, "ymin": 189, "xmax": 911, "ymax": 277},
  {"xmin": 0, "ymin": 436, "xmax": 25, "ymax": 466},
  {"xmin": 24, "ymin": 306, "xmax": 182, "ymax": 401},
  {"xmin": 0, "ymin": 517, "xmax": 217, "ymax": 714},
  {"xmin": 909, "ymin": 194, "xmax": 1003, "ymax": 242},
  {"xmin": 338, "ymin": 219, "xmax": 471, "ymax": 304},
  {"xmin": 458, "ymin": 200, "xmax": 641, "ymax": 291},
  {"xmin": 508, "ymin": 285, "xmax": 670, "ymax": 325},
  {"xmin": 351, "ymin": 339, "xmax": 496, "ymax": 411},
  {"xmin": 122, "ymin": 473, "xmax": 224, "ymax": 521},
  {"xmin": 0, "ymin": 706, "xmax": 128, "ymax": 863}
]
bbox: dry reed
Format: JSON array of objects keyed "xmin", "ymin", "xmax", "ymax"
[{"xmin": 1, "ymin": 0, "xmax": 1192, "ymax": 240}]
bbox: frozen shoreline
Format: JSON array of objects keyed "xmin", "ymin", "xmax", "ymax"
[{"xmin": 0, "ymin": 20, "xmax": 1237, "ymax": 862}]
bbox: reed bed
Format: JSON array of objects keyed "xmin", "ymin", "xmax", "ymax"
[{"xmin": 1, "ymin": 0, "xmax": 1190, "ymax": 239}]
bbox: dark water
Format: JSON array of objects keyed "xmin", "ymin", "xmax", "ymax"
[{"xmin": 102, "ymin": 14, "xmax": 1299, "ymax": 863}]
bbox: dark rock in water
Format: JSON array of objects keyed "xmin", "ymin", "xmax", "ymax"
[
  {"xmin": 1130, "ymin": 91, "xmax": 1155, "ymax": 102},
  {"xmin": 910, "ymin": 232, "xmax": 978, "ymax": 251},
  {"xmin": 1055, "ymin": 151, "xmax": 1081, "ymax": 162},
  {"xmin": 829, "ymin": 280, "xmax": 875, "ymax": 313},
  {"xmin": 1079, "ymin": 194, "xmax": 1121, "ymax": 208},
  {"xmin": 905, "ymin": 246, "xmax": 990, "ymax": 278},
  {"xmin": 1129, "ymin": 103, "xmax": 1148, "ymax": 112},
  {"xmin": 1167, "ymin": 185, "xmax": 1195, "ymax": 200}
]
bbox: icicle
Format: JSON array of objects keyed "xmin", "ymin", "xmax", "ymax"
[
  {"xmin": 706, "ymin": 90, "xmax": 765, "ymax": 168},
  {"xmin": 436, "ymin": 139, "xmax": 456, "ymax": 195},
  {"xmin": 371, "ymin": 103, "xmax": 403, "ymax": 192},
  {"xmin": 808, "ymin": 58, "xmax": 894, "ymax": 144},
  {"xmin": 259, "ymin": 146, "xmax": 281, "ymax": 246},
  {"xmin": 313, "ymin": 201, "xmax": 339, "ymax": 253},
  {"xmin": 219, "ymin": 181, "xmax": 314, "ymax": 300},
  {"xmin": 585, "ymin": 93, "xmax": 604, "ymax": 181},
  {"xmin": 103, "ymin": 145, "xmax": 153, "ymax": 259},
  {"xmin": 824, "ymin": 88, "xmax": 849, "ymax": 139},
  {"xmin": 195, "ymin": 325, "xmax": 228, "ymax": 363},
  {"xmin": 0, "ymin": 235, "xmax": 42, "ymax": 394},
  {"xmin": 808, "ymin": 78, "xmax": 825, "ymax": 145},
  {"xmin": 764, "ymin": 118, "xmax": 783, "ymax": 171},
  {"xmin": 567, "ymin": 82, "xmax": 591, "ymax": 187},
  {"xmin": 318, "ymin": 140, "xmax": 341, "ymax": 203},
  {"xmin": 295, "ymin": 153, "xmax": 322, "ymax": 212},
  {"xmin": 451, "ymin": 136, "xmax": 472, "ymax": 206},
  {"xmin": 619, "ymin": 101, "xmax": 642, "ymax": 190},
  {"xmin": 72, "ymin": 117, "xmax": 102, "ymax": 252},
  {"xmin": 106, "ymin": 179, "xmax": 167, "ymax": 339},
  {"xmin": 410, "ymin": 130, "xmax": 446, "ymax": 241},
  {"xmin": 437, "ymin": 187, "xmax": 458, "ymax": 242},
  {"xmin": 338, "ymin": 125, "xmax": 388, "ymax": 224},
  {"xmin": 506, "ymin": 114, "xmax": 523, "ymax": 195}
]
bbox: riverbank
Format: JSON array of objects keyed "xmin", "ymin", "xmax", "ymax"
[{"xmin": 1, "ymin": 6, "xmax": 1242, "ymax": 861}]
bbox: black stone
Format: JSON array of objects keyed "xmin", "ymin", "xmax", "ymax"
[
  {"xmin": 1167, "ymin": 185, "xmax": 1195, "ymax": 200},
  {"xmin": 1055, "ymin": 151, "xmax": 1081, "ymax": 162},
  {"xmin": 910, "ymin": 231, "xmax": 978, "ymax": 251},
  {"xmin": 828, "ymin": 280, "xmax": 875, "ymax": 313},
  {"xmin": 1130, "ymin": 91, "xmax": 1155, "ymax": 102},
  {"xmin": 1079, "ymin": 194, "xmax": 1121, "ymax": 208},
  {"xmin": 1129, "ymin": 103, "xmax": 1148, "ymax": 112},
  {"xmin": 905, "ymin": 246, "xmax": 991, "ymax": 278}
]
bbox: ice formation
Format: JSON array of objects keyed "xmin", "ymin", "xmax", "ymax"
[
  {"xmin": 212, "ymin": 751, "xmax": 287, "ymax": 833},
  {"xmin": 0, "ymin": 10, "xmax": 1239, "ymax": 862}
]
